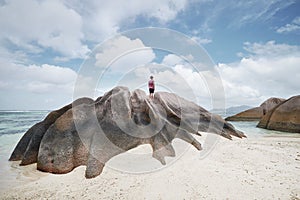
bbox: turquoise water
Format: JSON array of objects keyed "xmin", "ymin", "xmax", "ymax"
[{"xmin": 229, "ymin": 121, "xmax": 292, "ymax": 137}]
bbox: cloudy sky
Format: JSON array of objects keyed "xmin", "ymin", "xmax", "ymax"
[{"xmin": 0, "ymin": 0, "xmax": 299, "ymax": 110}]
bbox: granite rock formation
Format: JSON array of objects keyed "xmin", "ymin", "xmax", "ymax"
[
  {"xmin": 225, "ymin": 97, "xmax": 285, "ymax": 121},
  {"xmin": 257, "ymin": 95, "xmax": 300, "ymax": 133},
  {"xmin": 9, "ymin": 97, "xmax": 94, "ymax": 165},
  {"xmin": 10, "ymin": 86, "xmax": 245, "ymax": 178}
]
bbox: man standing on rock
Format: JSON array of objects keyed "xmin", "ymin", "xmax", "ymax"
[{"xmin": 148, "ymin": 75, "xmax": 155, "ymax": 99}]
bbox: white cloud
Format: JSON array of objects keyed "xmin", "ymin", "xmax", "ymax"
[
  {"xmin": 0, "ymin": 61, "xmax": 78, "ymax": 109},
  {"xmin": 26, "ymin": 64, "xmax": 77, "ymax": 85},
  {"xmin": 277, "ymin": 16, "xmax": 300, "ymax": 33},
  {"xmin": 0, "ymin": 0, "xmax": 89, "ymax": 59},
  {"xmin": 217, "ymin": 41, "xmax": 300, "ymax": 107},
  {"xmin": 124, "ymin": 54, "xmax": 216, "ymax": 109},
  {"xmin": 95, "ymin": 36, "xmax": 155, "ymax": 72},
  {"xmin": 63, "ymin": 0, "xmax": 188, "ymax": 42},
  {"xmin": 94, "ymin": 54, "xmax": 215, "ymax": 109},
  {"xmin": 76, "ymin": 36, "xmax": 157, "ymax": 99},
  {"xmin": 243, "ymin": 41, "xmax": 300, "ymax": 58},
  {"xmin": 162, "ymin": 54, "xmax": 184, "ymax": 66},
  {"xmin": 157, "ymin": 42, "xmax": 300, "ymax": 108},
  {"xmin": 191, "ymin": 36, "xmax": 212, "ymax": 45},
  {"xmin": 73, "ymin": 74, "xmax": 97, "ymax": 99},
  {"xmin": 0, "ymin": 0, "xmax": 298, "ymax": 111},
  {"xmin": 173, "ymin": 65, "xmax": 211, "ymax": 97},
  {"xmin": 0, "ymin": 62, "xmax": 77, "ymax": 93},
  {"xmin": 125, "ymin": 64, "xmax": 207, "ymax": 103},
  {"xmin": 0, "ymin": 0, "xmax": 189, "ymax": 61}
]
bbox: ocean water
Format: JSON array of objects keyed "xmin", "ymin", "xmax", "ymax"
[
  {"xmin": 0, "ymin": 110, "xmax": 49, "ymax": 157},
  {"xmin": 0, "ymin": 111, "xmax": 49, "ymax": 189},
  {"xmin": 0, "ymin": 110, "xmax": 295, "ymax": 189},
  {"xmin": 229, "ymin": 121, "xmax": 293, "ymax": 137}
]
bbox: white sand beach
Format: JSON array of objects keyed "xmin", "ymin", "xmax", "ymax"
[{"xmin": 1, "ymin": 134, "xmax": 299, "ymax": 200}]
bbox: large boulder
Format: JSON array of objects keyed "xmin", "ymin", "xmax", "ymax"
[
  {"xmin": 225, "ymin": 97, "xmax": 285, "ymax": 121},
  {"xmin": 9, "ymin": 98, "xmax": 94, "ymax": 165},
  {"xmin": 257, "ymin": 95, "xmax": 300, "ymax": 133},
  {"xmin": 10, "ymin": 86, "xmax": 245, "ymax": 178}
]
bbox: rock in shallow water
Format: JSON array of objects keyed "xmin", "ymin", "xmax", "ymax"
[
  {"xmin": 257, "ymin": 95, "xmax": 300, "ymax": 133},
  {"xmin": 10, "ymin": 86, "xmax": 245, "ymax": 178},
  {"xmin": 225, "ymin": 97, "xmax": 285, "ymax": 121}
]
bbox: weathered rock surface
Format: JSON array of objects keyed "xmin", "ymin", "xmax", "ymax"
[
  {"xmin": 225, "ymin": 97, "xmax": 285, "ymax": 121},
  {"xmin": 257, "ymin": 95, "xmax": 300, "ymax": 133},
  {"xmin": 10, "ymin": 86, "xmax": 245, "ymax": 178},
  {"xmin": 9, "ymin": 98, "xmax": 94, "ymax": 165}
]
